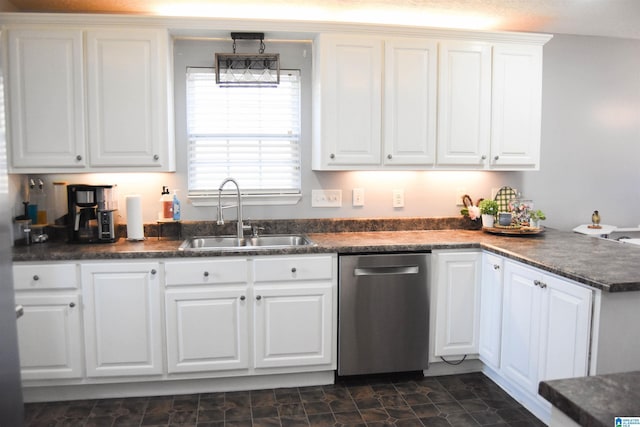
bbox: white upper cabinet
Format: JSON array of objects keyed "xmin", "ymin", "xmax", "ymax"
[
  {"xmin": 313, "ymin": 34, "xmax": 383, "ymax": 168},
  {"xmin": 384, "ymin": 38, "xmax": 437, "ymax": 166},
  {"xmin": 6, "ymin": 27, "xmax": 175, "ymax": 173},
  {"xmin": 436, "ymin": 41, "xmax": 491, "ymax": 167},
  {"xmin": 86, "ymin": 29, "xmax": 172, "ymax": 169},
  {"xmin": 313, "ymin": 32, "xmax": 549, "ymax": 171},
  {"xmin": 7, "ymin": 29, "xmax": 87, "ymax": 169},
  {"xmin": 490, "ymin": 44, "xmax": 543, "ymax": 169}
]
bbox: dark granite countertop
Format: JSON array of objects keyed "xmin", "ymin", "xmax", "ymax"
[
  {"xmin": 539, "ymin": 371, "xmax": 640, "ymax": 426},
  {"xmin": 12, "ymin": 227, "xmax": 640, "ymax": 292}
]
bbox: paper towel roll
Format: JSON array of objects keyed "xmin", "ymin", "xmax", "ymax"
[{"xmin": 125, "ymin": 195, "xmax": 144, "ymax": 240}]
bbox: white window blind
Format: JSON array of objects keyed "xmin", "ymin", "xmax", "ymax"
[{"xmin": 186, "ymin": 67, "xmax": 302, "ymax": 199}]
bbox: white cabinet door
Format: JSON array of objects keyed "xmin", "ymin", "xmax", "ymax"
[
  {"xmin": 436, "ymin": 41, "xmax": 491, "ymax": 167},
  {"xmin": 81, "ymin": 262, "xmax": 163, "ymax": 377},
  {"xmin": 86, "ymin": 29, "xmax": 172, "ymax": 169},
  {"xmin": 383, "ymin": 38, "xmax": 437, "ymax": 166},
  {"xmin": 479, "ymin": 252, "xmax": 504, "ymax": 370},
  {"xmin": 538, "ymin": 275, "xmax": 592, "ymax": 381},
  {"xmin": 254, "ymin": 284, "xmax": 333, "ymax": 368},
  {"xmin": 15, "ymin": 294, "xmax": 83, "ymax": 380},
  {"xmin": 490, "ymin": 44, "xmax": 542, "ymax": 169},
  {"xmin": 433, "ymin": 251, "xmax": 481, "ymax": 357},
  {"xmin": 501, "ymin": 261, "xmax": 543, "ymax": 394},
  {"xmin": 7, "ymin": 29, "xmax": 86, "ymax": 170},
  {"xmin": 165, "ymin": 288, "xmax": 249, "ymax": 374},
  {"xmin": 313, "ymin": 34, "xmax": 382, "ymax": 169}
]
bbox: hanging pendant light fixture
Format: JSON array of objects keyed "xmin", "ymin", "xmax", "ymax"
[{"xmin": 215, "ymin": 32, "xmax": 280, "ymax": 87}]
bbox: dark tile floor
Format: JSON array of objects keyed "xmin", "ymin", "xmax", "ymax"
[{"xmin": 23, "ymin": 372, "xmax": 547, "ymax": 427}]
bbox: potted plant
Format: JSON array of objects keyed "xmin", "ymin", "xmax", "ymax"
[
  {"xmin": 529, "ymin": 210, "xmax": 546, "ymax": 228},
  {"xmin": 479, "ymin": 199, "xmax": 499, "ymax": 228}
]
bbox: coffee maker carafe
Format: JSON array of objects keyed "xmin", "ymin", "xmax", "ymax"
[{"xmin": 67, "ymin": 185, "xmax": 118, "ymax": 243}]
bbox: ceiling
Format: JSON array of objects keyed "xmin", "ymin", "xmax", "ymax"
[{"xmin": 4, "ymin": 0, "xmax": 640, "ymax": 40}]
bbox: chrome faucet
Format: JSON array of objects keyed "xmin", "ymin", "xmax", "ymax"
[{"xmin": 216, "ymin": 178, "xmax": 248, "ymax": 239}]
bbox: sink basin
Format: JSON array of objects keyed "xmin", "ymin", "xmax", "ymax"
[{"xmin": 178, "ymin": 234, "xmax": 315, "ymax": 251}]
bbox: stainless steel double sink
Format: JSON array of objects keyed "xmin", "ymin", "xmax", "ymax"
[{"xmin": 178, "ymin": 234, "xmax": 315, "ymax": 251}]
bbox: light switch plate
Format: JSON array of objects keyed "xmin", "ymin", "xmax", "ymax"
[
  {"xmin": 312, "ymin": 189, "xmax": 342, "ymax": 207},
  {"xmin": 393, "ymin": 189, "xmax": 404, "ymax": 208},
  {"xmin": 352, "ymin": 188, "xmax": 364, "ymax": 207}
]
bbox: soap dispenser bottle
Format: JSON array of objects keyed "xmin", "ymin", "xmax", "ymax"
[
  {"xmin": 160, "ymin": 186, "xmax": 172, "ymax": 219},
  {"xmin": 172, "ymin": 190, "xmax": 181, "ymax": 221}
]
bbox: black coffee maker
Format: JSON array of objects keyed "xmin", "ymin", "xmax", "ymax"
[{"xmin": 67, "ymin": 185, "xmax": 118, "ymax": 243}]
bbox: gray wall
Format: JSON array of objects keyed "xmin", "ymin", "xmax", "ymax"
[
  {"xmin": 10, "ymin": 33, "xmax": 640, "ymax": 232},
  {"xmin": 521, "ymin": 35, "xmax": 640, "ymax": 231}
]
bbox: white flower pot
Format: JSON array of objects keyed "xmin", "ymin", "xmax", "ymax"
[
  {"xmin": 530, "ymin": 219, "xmax": 540, "ymax": 228},
  {"xmin": 482, "ymin": 214, "xmax": 495, "ymax": 228}
]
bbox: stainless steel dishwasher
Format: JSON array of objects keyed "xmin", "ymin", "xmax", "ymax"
[{"xmin": 338, "ymin": 252, "xmax": 430, "ymax": 376}]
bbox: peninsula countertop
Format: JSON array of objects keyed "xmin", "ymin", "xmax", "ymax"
[
  {"xmin": 539, "ymin": 371, "xmax": 640, "ymax": 427},
  {"xmin": 12, "ymin": 228, "xmax": 640, "ymax": 292}
]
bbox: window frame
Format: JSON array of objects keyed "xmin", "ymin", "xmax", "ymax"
[{"xmin": 185, "ymin": 67, "xmax": 303, "ymax": 207}]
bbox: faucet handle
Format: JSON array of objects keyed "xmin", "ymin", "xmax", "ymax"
[{"xmin": 250, "ymin": 224, "xmax": 265, "ymax": 238}]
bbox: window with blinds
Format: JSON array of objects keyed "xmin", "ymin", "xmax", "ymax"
[{"xmin": 186, "ymin": 67, "xmax": 302, "ymax": 200}]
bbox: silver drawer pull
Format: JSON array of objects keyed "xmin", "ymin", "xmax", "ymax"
[
  {"xmin": 256, "ymin": 295, "xmax": 262, "ymax": 300},
  {"xmin": 33, "ymin": 275, "xmax": 39, "ymax": 281},
  {"xmin": 354, "ymin": 266, "xmax": 419, "ymax": 276}
]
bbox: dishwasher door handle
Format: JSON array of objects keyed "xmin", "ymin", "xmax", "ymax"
[{"xmin": 354, "ymin": 265, "xmax": 419, "ymax": 276}]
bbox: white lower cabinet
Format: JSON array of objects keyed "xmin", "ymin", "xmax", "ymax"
[
  {"xmin": 165, "ymin": 288, "xmax": 249, "ymax": 374},
  {"xmin": 81, "ymin": 262, "xmax": 163, "ymax": 377},
  {"xmin": 13, "ymin": 263, "xmax": 83, "ymax": 380},
  {"xmin": 494, "ymin": 258, "xmax": 592, "ymax": 424},
  {"xmin": 478, "ymin": 252, "xmax": 504, "ymax": 370},
  {"xmin": 432, "ymin": 250, "xmax": 481, "ymax": 358},
  {"xmin": 501, "ymin": 260, "xmax": 592, "ymax": 395},
  {"xmin": 253, "ymin": 255, "xmax": 336, "ymax": 369},
  {"xmin": 254, "ymin": 284, "xmax": 334, "ymax": 368},
  {"xmin": 164, "ymin": 259, "xmax": 250, "ymax": 374},
  {"xmin": 164, "ymin": 255, "xmax": 337, "ymax": 375}
]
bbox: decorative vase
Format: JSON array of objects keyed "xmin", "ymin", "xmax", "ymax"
[{"xmin": 482, "ymin": 214, "xmax": 495, "ymax": 228}]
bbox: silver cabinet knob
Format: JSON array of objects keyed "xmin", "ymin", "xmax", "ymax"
[
  {"xmin": 256, "ymin": 295, "xmax": 262, "ymax": 300},
  {"xmin": 153, "ymin": 154, "xmax": 159, "ymax": 161},
  {"xmin": 534, "ymin": 280, "xmax": 541, "ymax": 287},
  {"xmin": 69, "ymin": 302, "xmax": 76, "ymax": 308},
  {"xmin": 204, "ymin": 271, "xmax": 209, "ymax": 277},
  {"xmin": 291, "ymin": 267, "xmax": 297, "ymax": 273},
  {"xmin": 151, "ymin": 269, "xmax": 157, "ymax": 275},
  {"xmin": 539, "ymin": 281, "xmax": 547, "ymax": 289},
  {"xmin": 387, "ymin": 154, "xmax": 392, "ymax": 160},
  {"xmin": 240, "ymin": 295, "xmax": 246, "ymax": 301},
  {"xmin": 329, "ymin": 153, "xmax": 335, "ymax": 159},
  {"xmin": 76, "ymin": 155, "xmax": 82, "ymax": 161},
  {"xmin": 33, "ymin": 275, "xmax": 39, "ymax": 281},
  {"xmin": 481, "ymin": 155, "xmax": 487, "ymax": 160},
  {"xmin": 493, "ymin": 264, "xmax": 500, "ymax": 270},
  {"xmin": 494, "ymin": 155, "xmax": 500, "ymax": 161}
]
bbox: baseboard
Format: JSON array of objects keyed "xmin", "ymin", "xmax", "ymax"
[{"xmin": 22, "ymin": 371, "xmax": 335, "ymax": 403}]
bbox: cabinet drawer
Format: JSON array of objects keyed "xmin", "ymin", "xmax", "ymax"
[
  {"xmin": 165, "ymin": 259, "xmax": 248, "ymax": 286},
  {"xmin": 253, "ymin": 256, "xmax": 334, "ymax": 283},
  {"xmin": 13, "ymin": 263, "xmax": 78, "ymax": 290}
]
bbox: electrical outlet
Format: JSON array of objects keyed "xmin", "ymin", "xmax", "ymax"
[
  {"xmin": 352, "ymin": 188, "xmax": 364, "ymax": 207},
  {"xmin": 312, "ymin": 189, "xmax": 342, "ymax": 207},
  {"xmin": 393, "ymin": 189, "xmax": 404, "ymax": 208}
]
